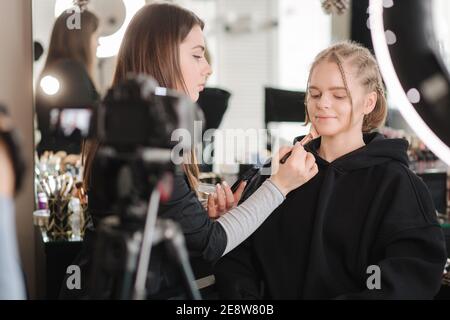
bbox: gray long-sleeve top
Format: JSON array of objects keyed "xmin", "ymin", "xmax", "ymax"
[
  {"xmin": 217, "ymin": 179, "xmax": 285, "ymax": 255},
  {"xmin": 158, "ymin": 175, "xmax": 285, "ymax": 261}
]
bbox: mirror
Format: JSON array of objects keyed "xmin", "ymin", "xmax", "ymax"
[
  {"xmin": 31, "ymin": 0, "xmax": 148, "ymax": 245},
  {"xmin": 370, "ymin": 0, "xmax": 450, "ymax": 165}
]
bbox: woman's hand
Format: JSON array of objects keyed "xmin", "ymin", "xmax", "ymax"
[
  {"xmin": 269, "ymin": 142, "xmax": 318, "ymax": 196},
  {"xmin": 207, "ymin": 180, "xmax": 247, "ymax": 219}
]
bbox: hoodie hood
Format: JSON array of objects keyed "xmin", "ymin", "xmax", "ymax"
[{"xmin": 294, "ymin": 132, "xmax": 410, "ymax": 172}]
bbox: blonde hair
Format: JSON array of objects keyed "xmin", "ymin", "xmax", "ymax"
[{"xmin": 305, "ymin": 41, "xmax": 387, "ymax": 133}]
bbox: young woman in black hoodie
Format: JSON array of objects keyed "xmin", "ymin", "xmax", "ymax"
[{"xmin": 214, "ymin": 41, "xmax": 447, "ymax": 299}]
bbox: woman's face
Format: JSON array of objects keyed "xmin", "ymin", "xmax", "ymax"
[
  {"xmin": 306, "ymin": 61, "xmax": 376, "ymax": 138},
  {"xmin": 179, "ymin": 25, "xmax": 212, "ymax": 102}
]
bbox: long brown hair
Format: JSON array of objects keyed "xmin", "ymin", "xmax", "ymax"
[
  {"xmin": 83, "ymin": 2, "xmax": 203, "ymax": 191},
  {"xmin": 44, "ymin": 9, "xmax": 99, "ymax": 80},
  {"xmin": 305, "ymin": 41, "xmax": 387, "ymax": 132}
]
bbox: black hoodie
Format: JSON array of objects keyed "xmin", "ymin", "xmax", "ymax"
[{"xmin": 214, "ymin": 133, "xmax": 447, "ymax": 299}]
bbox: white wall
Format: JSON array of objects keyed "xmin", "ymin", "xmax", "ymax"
[
  {"xmin": 181, "ymin": 0, "xmax": 278, "ymax": 132},
  {"xmin": 278, "ymin": 0, "xmax": 332, "ymax": 90},
  {"xmin": 215, "ymin": 0, "xmax": 278, "ymax": 131}
]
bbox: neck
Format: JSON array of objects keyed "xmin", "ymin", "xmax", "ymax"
[{"xmin": 318, "ymin": 131, "xmax": 366, "ymax": 162}]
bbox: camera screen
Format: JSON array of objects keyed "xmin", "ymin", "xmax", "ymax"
[{"xmin": 49, "ymin": 108, "xmax": 92, "ymax": 138}]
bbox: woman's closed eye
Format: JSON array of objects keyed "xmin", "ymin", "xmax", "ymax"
[
  {"xmin": 193, "ymin": 55, "xmax": 203, "ymax": 60},
  {"xmin": 309, "ymin": 93, "xmax": 347, "ymax": 100},
  {"xmin": 309, "ymin": 91, "xmax": 321, "ymax": 99}
]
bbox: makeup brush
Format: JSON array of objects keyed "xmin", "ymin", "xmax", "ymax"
[{"xmin": 279, "ymin": 134, "xmax": 313, "ymax": 164}]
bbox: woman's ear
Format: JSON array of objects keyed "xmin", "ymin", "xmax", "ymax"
[{"xmin": 364, "ymin": 91, "xmax": 377, "ymax": 115}]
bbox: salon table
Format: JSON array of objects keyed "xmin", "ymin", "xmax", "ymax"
[{"xmin": 34, "ymin": 227, "xmax": 83, "ymax": 299}]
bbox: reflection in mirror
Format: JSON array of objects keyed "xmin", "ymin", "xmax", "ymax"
[
  {"xmin": 33, "ymin": 1, "xmax": 146, "ymax": 156},
  {"xmin": 35, "ymin": 9, "xmax": 99, "ymax": 155},
  {"xmin": 31, "ymin": 0, "xmax": 147, "ymax": 243}
]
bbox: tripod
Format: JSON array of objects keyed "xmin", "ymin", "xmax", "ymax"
[
  {"xmin": 133, "ymin": 188, "xmax": 200, "ymax": 300},
  {"xmin": 89, "ymin": 148, "xmax": 201, "ymax": 300}
]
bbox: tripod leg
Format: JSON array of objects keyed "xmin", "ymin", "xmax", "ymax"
[
  {"xmin": 133, "ymin": 188, "xmax": 160, "ymax": 300},
  {"xmin": 163, "ymin": 220, "xmax": 202, "ymax": 300},
  {"xmin": 121, "ymin": 233, "xmax": 142, "ymax": 299}
]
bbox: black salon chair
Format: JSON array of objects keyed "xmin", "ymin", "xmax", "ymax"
[
  {"xmin": 190, "ymin": 87, "xmax": 231, "ymax": 298},
  {"xmin": 264, "ymin": 87, "xmax": 306, "ymax": 152},
  {"xmin": 264, "ymin": 87, "xmax": 306, "ymax": 128},
  {"xmin": 197, "ymin": 87, "xmax": 230, "ymax": 132},
  {"xmin": 196, "ymin": 87, "xmax": 231, "ymax": 173}
]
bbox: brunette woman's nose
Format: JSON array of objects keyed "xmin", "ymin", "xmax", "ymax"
[{"xmin": 203, "ymin": 61, "xmax": 212, "ymax": 76}]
